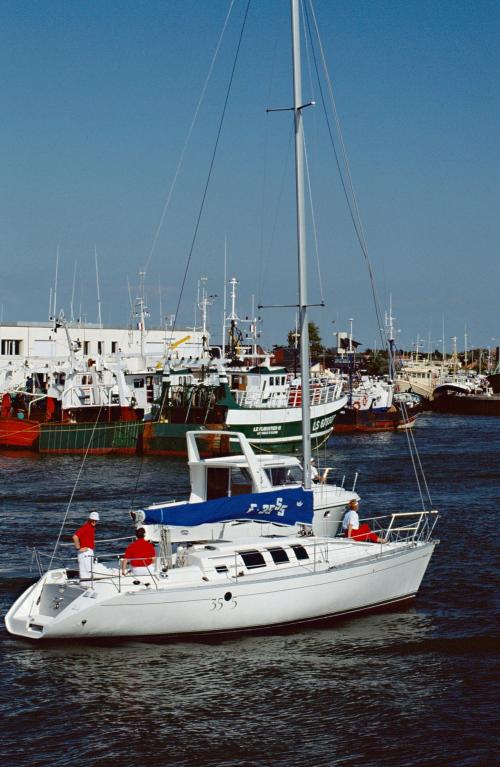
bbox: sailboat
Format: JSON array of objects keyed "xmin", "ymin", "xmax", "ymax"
[{"xmin": 5, "ymin": 0, "xmax": 438, "ymax": 640}]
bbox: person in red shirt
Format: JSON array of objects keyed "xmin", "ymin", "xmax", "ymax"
[
  {"xmin": 72, "ymin": 511, "xmax": 100, "ymax": 579},
  {"xmin": 122, "ymin": 528, "xmax": 156, "ymax": 576}
]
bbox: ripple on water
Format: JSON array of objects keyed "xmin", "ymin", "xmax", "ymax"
[{"xmin": 0, "ymin": 414, "xmax": 498, "ymax": 767}]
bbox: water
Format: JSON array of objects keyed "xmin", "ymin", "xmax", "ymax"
[{"xmin": 0, "ymin": 413, "xmax": 498, "ymax": 767}]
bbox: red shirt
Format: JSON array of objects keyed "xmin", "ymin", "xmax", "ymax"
[
  {"xmin": 124, "ymin": 538, "xmax": 156, "ymax": 567},
  {"xmin": 74, "ymin": 521, "xmax": 96, "ymax": 549}
]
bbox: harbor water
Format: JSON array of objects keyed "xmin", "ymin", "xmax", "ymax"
[{"xmin": 0, "ymin": 413, "xmax": 498, "ymax": 767}]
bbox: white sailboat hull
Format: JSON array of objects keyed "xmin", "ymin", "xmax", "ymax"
[{"xmin": 6, "ymin": 541, "xmax": 436, "ymax": 640}]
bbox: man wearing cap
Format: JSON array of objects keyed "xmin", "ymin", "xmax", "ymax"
[
  {"xmin": 310, "ymin": 458, "xmax": 319, "ymax": 483},
  {"xmin": 72, "ymin": 511, "xmax": 100, "ymax": 580}
]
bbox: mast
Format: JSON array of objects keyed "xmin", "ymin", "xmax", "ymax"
[
  {"xmin": 385, "ymin": 296, "xmax": 396, "ymax": 381},
  {"xmin": 222, "ymin": 237, "xmax": 228, "ymax": 358},
  {"xmin": 95, "ymin": 246, "xmax": 103, "ymax": 328},
  {"xmin": 70, "ymin": 260, "xmax": 77, "ymax": 323},
  {"xmin": 291, "ymin": 0, "xmax": 311, "ymax": 487},
  {"xmin": 52, "ymin": 247, "xmax": 59, "ymax": 319}
]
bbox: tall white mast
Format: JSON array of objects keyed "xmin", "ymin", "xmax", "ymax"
[
  {"xmin": 135, "ymin": 271, "xmax": 149, "ymax": 364},
  {"xmin": 221, "ymin": 237, "xmax": 228, "ymax": 357},
  {"xmin": 52, "ymin": 247, "xmax": 59, "ymax": 319},
  {"xmin": 291, "ymin": 0, "xmax": 311, "ymax": 487},
  {"xmin": 94, "ymin": 246, "xmax": 102, "ymax": 328},
  {"xmin": 442, "ymin": 314, "xmax": 446, "ymax": 363},
  {"xmin": 158, "ymin": 275, "xmax": 163, "ymax": 327},
  {"xmin": 70, "ymin": 260, "xmax": 77, "ymax": 323}
]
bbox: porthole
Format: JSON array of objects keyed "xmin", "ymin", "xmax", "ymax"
[{"xmin": 224, "ymin": 592, "xmax": 232, "ymax": 601}]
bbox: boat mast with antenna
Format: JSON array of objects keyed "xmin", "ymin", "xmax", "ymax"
[
  {"xmin": 94, "ymin": 247, "xmax": 103, "ymax": 328},
  {"xmin": 291, "ymin": 0, "xmax": 312, "ymax": 487},
  {"xmin": 135, "ymin": 271, "xmax": 150, "ymax": 364}
]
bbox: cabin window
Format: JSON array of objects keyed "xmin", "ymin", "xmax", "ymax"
[
  {"xmin": 267, "ymin": 547, "xmax": 289, "ymax": 564},
  {"xmin": 83, "ymin": 341, "xmax": 90, "ymax": 355},
  {"xmin": 291, "ymin": 544, "xmax": 309, "ymax": 561},
  {"xmin": 206, "ymin": 467, "xmax": 230, "ymax": 500},
  {"xmin": 133, "ymin": 378, "xmax": 145, "ymax": 389},
  {"xmin": 265, "ymin": 467, "xmax": 288, "ymax": 486},
  {"xmin": 1, "ymin": 339, "xmax": 22, "ymax": 355},
  {"xmin": 270, "ymin": 377, "xmax": 275, "ymax": 386},
  {"xmin": 111, "ymin": 341, "xmax": 118, "ymax": 353},
  {"xmin": 265, "ymin": 466, "xmax": 301, "ymax": 486},
  {"xmin": 230, "ymin": 467, "xmax": 252, "ymax": 496},
  {"xmin": 239, "ymin": 550, "xmax": 266, "ymax": 569},
  {"xmin": 215, "ymin": 565, "xmax": 229, "ymax": 573}
]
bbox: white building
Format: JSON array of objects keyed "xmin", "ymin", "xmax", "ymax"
[{"xmin": 0, "ymin": 321, "xmax": 210, "ymax": 373}]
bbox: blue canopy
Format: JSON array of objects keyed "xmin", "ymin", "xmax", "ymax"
[{"xmin": 141, "ymin": 487, "xmax": 313, "ymax": 527}]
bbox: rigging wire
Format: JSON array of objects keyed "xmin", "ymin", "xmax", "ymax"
[
  {"xmin": 142, "ymin": 0, "xmax": 236, "ymax": 277},
  {"xmin": 401, "ymin": 401, "xmax": 433, "ymax": 507},
  {"xmin": 259, "ymin": 123, "xmax": 295, "ymax": 306},
  {"xmin": 153, "ymin": 0, "xmax": 251, "ymax": 422},
  {"xmin": 47, "ymin": 405, "xmax": 106, "ymax": 572},
  {"xmin": 166, "ymin": 0, "xmax": 251, "ymax": 351},
  {"xmin": 300, "ymin": 0, "xmax": 325, "ymax": 305},
  {"xmin": 257, "ymin": 25, "xmax": 281, "ymax": 311},
  {"xmin": 305, "ymin": 0, "xmax": 432, "ymax": 502},
  {"xmin": 304, "ymin": 0, "xmax": 385, "ymax": 349},
  {"xmin": 302, "ymin": 129, "xmax": 325, "ymax": 305}
]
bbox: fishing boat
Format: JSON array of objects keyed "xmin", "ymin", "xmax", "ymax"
[
  {"xmin": 142, "ymin": 359, "xmax": 346, "ymax": 456},
  {"xmin": 0, "ymin": 318, "xmax": 144, "ymax": 454},
  {"xmin": 333, "ymin": 316, "xmax": 420, "ymax": 433},
  {"xmin": 5, "ymin": 0, "xmax": 438, "ymax": 640},
  {"xmin": 334, "ymin": 375, "xmax": 419, "ymax": 433},
  {"xmin": 488, "ymin": 363, "xmax": 500, "ymax": 394},
  {"xmin": 431, "ymin": 378, "xmax": 500, "ymax": 416}
]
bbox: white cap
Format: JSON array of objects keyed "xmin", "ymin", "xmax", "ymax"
[{"xmin": 89, "ymin": 511, "xmax": 100, "ymax": 521}]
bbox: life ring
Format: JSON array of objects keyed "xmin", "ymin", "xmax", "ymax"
[{"xmin": 353, "ymin": 401, "xmax": 360, "ymax": 410}]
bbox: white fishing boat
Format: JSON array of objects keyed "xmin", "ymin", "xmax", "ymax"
[{"xmin": 5, "ymin": 0, "xmax": 438, "ymax": 641}]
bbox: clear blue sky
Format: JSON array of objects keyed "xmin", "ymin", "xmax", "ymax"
[{"xmin": 1, "ymin": 0, "xmax": 498, "ymax": 354}]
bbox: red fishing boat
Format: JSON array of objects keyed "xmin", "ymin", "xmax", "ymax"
[{"xmin": 0, "ymin": 393, "xmax": 41, "ymax": 449}]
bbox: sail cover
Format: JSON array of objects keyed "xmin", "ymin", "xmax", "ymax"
[{"xmin": 141, "ymin": 487, "xmax": 313, "ymax": 527}]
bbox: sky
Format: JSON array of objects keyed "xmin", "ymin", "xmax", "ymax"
[{"xmin": 1, "ymin": 0, "xmax": 498, "ymax": 354}]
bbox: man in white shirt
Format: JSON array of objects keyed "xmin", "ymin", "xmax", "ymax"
[
  {"xmin": 342, "ymin": 499, "xmax": 386, "ymax": 543},
  {"xmin": 310, "ymin": 458, "xmax": 319, "ymax": 483},
  {"xmin": 342, "ymin": 499, "xmax": 360, "ymax": 537}
]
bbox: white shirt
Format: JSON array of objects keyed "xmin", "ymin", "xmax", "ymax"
[
  {"xmin": 342, "ymin": 509, "xmax": 359, "ymax": 531},
  {"xmin": 310, "ymin": 464, "xmax": 319, "ymax": 481}
]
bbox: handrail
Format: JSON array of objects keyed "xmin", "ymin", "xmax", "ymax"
[
  {"xmin": 231, "ymin": 381, "xmax": 342, "ymax": 409},
  {"xmin": 27, "ymin": 394, "xmax": 48, "ymax": 418}
]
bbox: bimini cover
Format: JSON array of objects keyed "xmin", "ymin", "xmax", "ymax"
[{"xmin": 141, "ymin": 487, "xmax": 313, "ymax": 527}]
